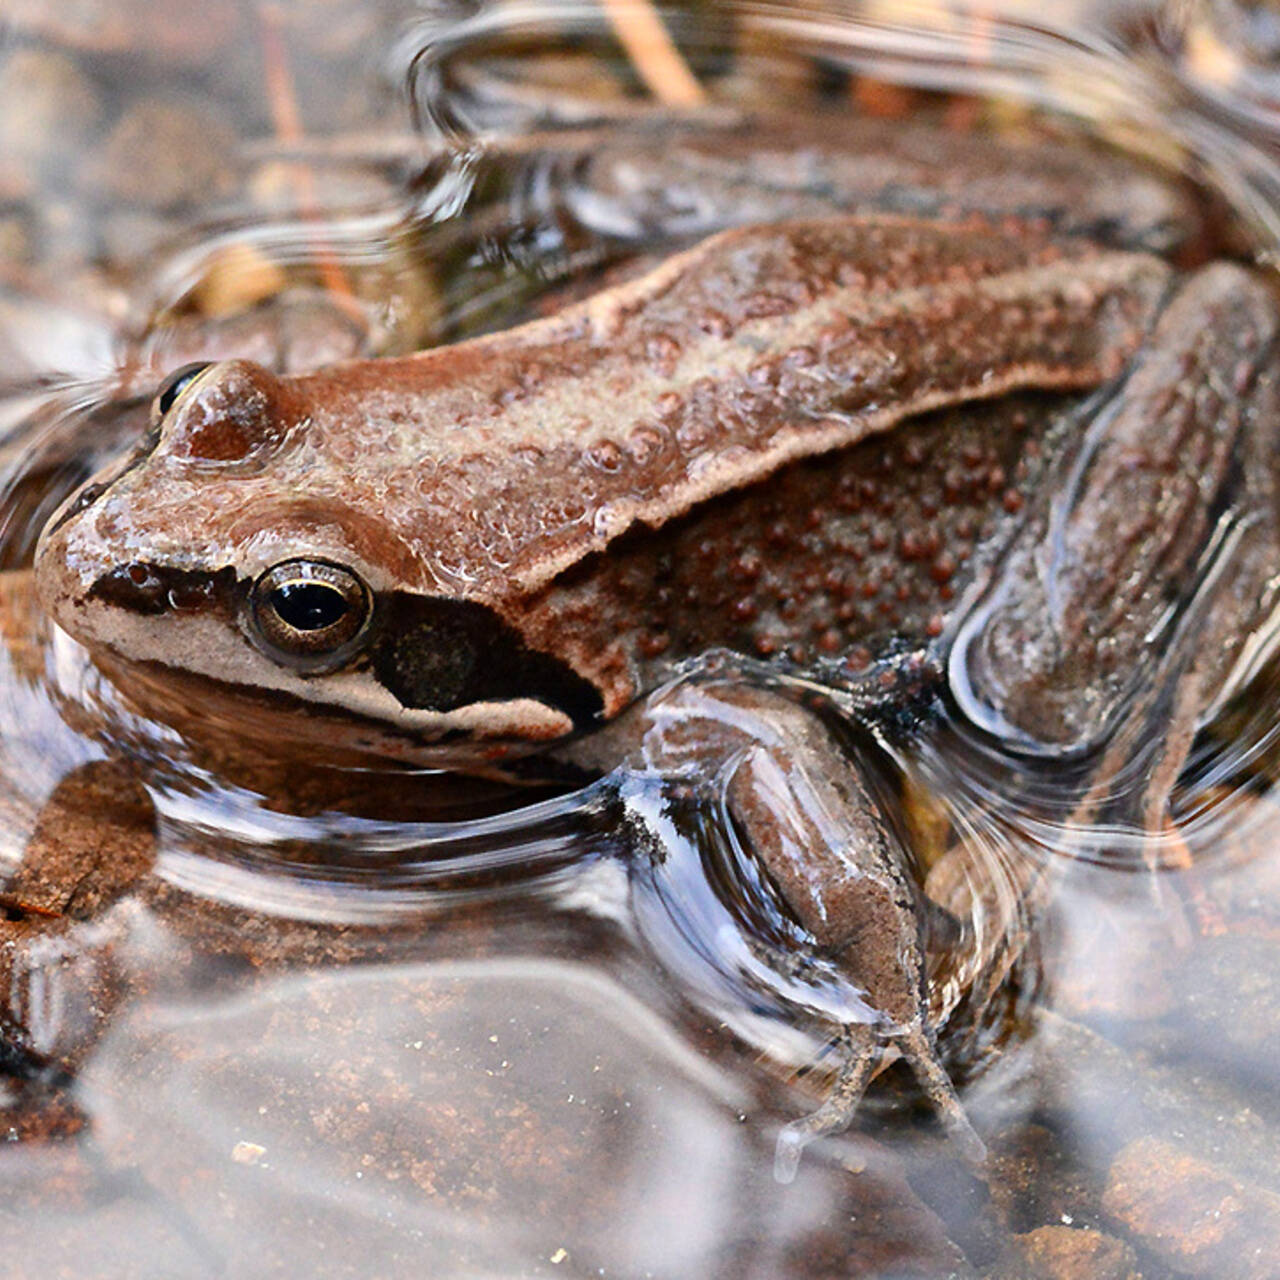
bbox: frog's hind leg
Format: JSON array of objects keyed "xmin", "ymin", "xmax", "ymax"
[
  {"xmin": 598, "ymin": 680, "xmax": 987, "ymax": 1180},
  {"xmin": 1059, "ymin": 506, "xmax": 1280, "ymax": 889},
  {"xmin": 951, "ymin": 262, "xmax": 1280, "ymax": 876},
  {"xmin": 950, "ymin": 262, "xmax": 1280, "ymax": 800}
]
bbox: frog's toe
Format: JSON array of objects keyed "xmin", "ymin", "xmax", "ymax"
[
  {"xmin": 897, "ymin": 1023, "xmax": 987, "ymax": 1167},
  {"xmin": 774, "ymin": 1032, "xmax": 879, "ymax": 1183},
  {"xmin": 774, "ymin": 1021, "xmax": 985, "ymax": 1180},
  {"xmin": 772, "ymin": 1124, "xmax": 807, "ymax": 1185}
]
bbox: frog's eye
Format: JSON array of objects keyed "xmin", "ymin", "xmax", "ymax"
[
  {"xmin": 249, "ymin": 560, "xmax": 372, "ymax": 671},
  {"xmin": 151, "ymin": 362, "xmax": 214, "ymax": 424}
]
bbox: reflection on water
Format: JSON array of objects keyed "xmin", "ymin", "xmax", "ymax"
[{"xmin": 6, "ymin": 1, "xmax": 1280, "ymax": 1277}]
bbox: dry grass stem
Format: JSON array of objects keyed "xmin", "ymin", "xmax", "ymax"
[{"xmin": 600, "ymin": 0, "xmax": 707, "ymax": 106}]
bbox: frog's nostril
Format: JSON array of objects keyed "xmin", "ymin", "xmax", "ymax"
[
  {"xmin": 87, "ymin": 562, "xmax": 172, "ymax": 616},
  {"xmin": 41, "ymin": 478, "xmax": 108, "ymax": 543},
  {"xmin": 86, "ymin": 561, "xmax": 235, "ymax": 619}
]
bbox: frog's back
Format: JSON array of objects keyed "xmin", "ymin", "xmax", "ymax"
[{"xmin": 280, "ymin": 216, "xmax": 1168, "ymax": 601}]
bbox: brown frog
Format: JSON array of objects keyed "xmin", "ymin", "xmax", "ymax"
[{"xmin": 30, "ymin": 115, "xmax": 1280, "ymax": 1172}]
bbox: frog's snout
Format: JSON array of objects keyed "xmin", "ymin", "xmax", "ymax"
[
  {"xmin": 33, "ymin": 495, "xmax": 98, "ymax": 643},
  {"xmin": 34, "ymin": 357, "xmax": 309, "ymax": 645},
  {"xmin": 33, "ymin": 468, "xmax": 190, "ymax": 654},
  {"xmin": 34, "ymin": 488, "xmax": 121, "ymax": 644}
]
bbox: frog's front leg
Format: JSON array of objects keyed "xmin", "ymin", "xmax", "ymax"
[{"xmin": 570, "ymin": 679, "xmax": 984, "ymax": 1177}]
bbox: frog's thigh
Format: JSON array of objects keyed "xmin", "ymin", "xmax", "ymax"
[{"xmin": 951, "ymin": 262, "xmax": 1280, "ymax": 813}]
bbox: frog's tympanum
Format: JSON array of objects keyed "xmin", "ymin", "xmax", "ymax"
[{"xmin": 32, "ymin": 118, "xmax": 1280, "ymax": 1170}]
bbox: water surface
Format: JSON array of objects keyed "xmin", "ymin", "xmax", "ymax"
[{"xmin": 5, "ymin": 2, "xmax": 1280, "ymax": 1277}]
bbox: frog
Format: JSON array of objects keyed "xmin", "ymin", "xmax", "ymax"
[{"xmin": 29, "ymin": 112, "xmax": 1280, "ymax": 1175}]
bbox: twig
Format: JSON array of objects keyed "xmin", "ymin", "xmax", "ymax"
[
  {"xmin": 258, "ymin": 5, "xmax": 362, "ymax": 314},
  {"xmin": 600, "ymin": 0, "xmax": 706, "ymax": 107}
]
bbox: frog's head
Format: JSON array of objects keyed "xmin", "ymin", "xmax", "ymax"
[{"xmin": 35, "ymin": 359, "xmax": 610, "ymax": 768}]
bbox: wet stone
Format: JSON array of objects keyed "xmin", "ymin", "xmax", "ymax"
[
  {"xmin": 5, "ymin": 760, "xmax": 156, "ymax": 920},
  {"xmin": 0, "ymin": 47, "xmax": 101, "ymax": 185},
  {"xmin": 1103, "ymin": 1137, "xmax": 1280, "ymax": 1280},
  {"xmin": 0, "ymin": 760, "xmax": 157, "ymax": 1076},
  {"xmin": 0, "ymin": 1184, "xmax": 214, "ymax": 1280},
  {"xmin": 1170, "ymin": 932, "xmax": 1280, "ymax": 1082},
  {"xmin": 0, "ymin": 1082, "xmax": 86, "ymax": 1146},
  {"xmin": 0, "ymin": 211, "xmax": 36, "ymax": 266},
  {"xmin": 1, "ymin": 0, "xmax": 244, "ymax": 59},
  {"xmin": 1039, "ymin": 873, "xmax": 1179, "ymax": 1024},
  {"xmin": 98, "ymin": 208, "xmax": 182, "ymax": 268},
  {"xmin": 1024, "ymin": 1010, "xmax": 1280, "ymax": 1201},
  {"xmin": 276, "ymin": 0, "xmax": 391, "ymax": 60},
  {"xmin": 987, "ymin": 1225, "xmax": 1142, "ymax": 1280},
  {"xmin": 0, "ymin": 909, "xmax": 134, "ymax": 1077},
  {"xmin": 30, "ymin": 958, "xmax": 975, "ymax": 1280},
  {"xmin": 985, "ymin": 1123, "xmax": 1103, "ymax": 1238}
]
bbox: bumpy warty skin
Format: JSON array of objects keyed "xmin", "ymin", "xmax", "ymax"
[{"xmin": 40, "ymin": 218, "xmax": 1169, "ymax": 725}]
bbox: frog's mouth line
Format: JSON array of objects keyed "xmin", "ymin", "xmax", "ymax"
[{"xmin": 83, "ymin": 644, "xmax": 590, "ymax": 777}]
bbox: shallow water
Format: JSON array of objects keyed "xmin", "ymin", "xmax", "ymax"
[{"xmin": 6, "ymin": 2, "xmax": 1280, "ymax": 1277}]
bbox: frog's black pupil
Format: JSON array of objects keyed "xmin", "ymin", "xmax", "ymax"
[
  {"xmin": 271, "ymin": 582, "xmax": 350, "ymax": 632},
  {"xmin": 156, "ymin": 362, "xmax": 211, "ymax": 417}
]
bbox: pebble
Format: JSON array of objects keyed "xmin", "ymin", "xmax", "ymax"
[
  {"xmin": 988, "ymin": 1225, "xmax": 1142, "ymax": 1280},
  {"xmin": 1103, "ymin": 1137, "xmax": 1280, "ymax": 1279},
  {"xmin": 89, "ymin": 98, "xmax": 238, "ymax": 211}
]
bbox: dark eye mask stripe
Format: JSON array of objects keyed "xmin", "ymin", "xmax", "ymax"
[
  {"xmin": 88, "ymin": 563, "xmax": 241, "ymax": 617},
  {"xmin": 369, "ymin": 594, "xmax": 604, "ymax": 731},
  {"xmin": 86, "ymin": 568, "xmax": 604, "ymax": 731}
]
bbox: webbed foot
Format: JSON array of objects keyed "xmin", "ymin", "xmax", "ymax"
[
  {"xmin": 774, "ymin": 1021, "xmax": 985, "ymax": 1183},
  {"xmin": 774, "ymin": 1031, "xmax": 878, "ymax": 1183}
]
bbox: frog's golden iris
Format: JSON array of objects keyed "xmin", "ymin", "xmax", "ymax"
[{"xmin": 248, "ymin": 559, "xmax": 372, "ymax": 672}]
